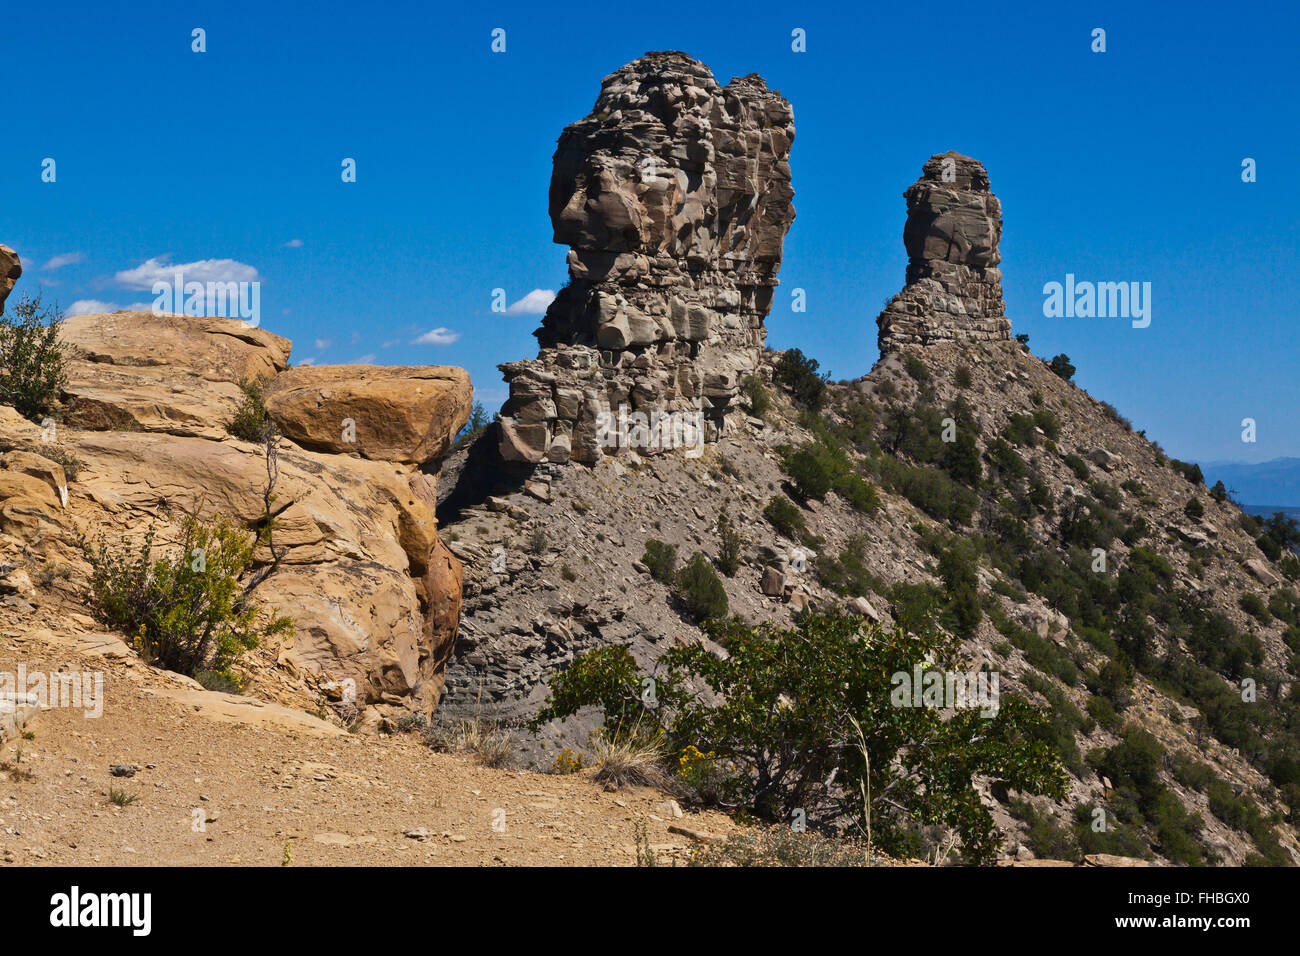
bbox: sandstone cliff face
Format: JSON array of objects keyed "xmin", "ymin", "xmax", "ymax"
[
  {"xmin": 0, "ymin": 246, "xmax": 21, "ymax": 314},
  {"xmin": 877, "ymin": 152, "xmax": 1010, "ymax": 352},
  {"xmin": 0, "ymin": 305, "xmax": 472, "ymax": 729},
  {"xmin": 497, "ymin": 51, "xmax": 795, "ymax": 466}
]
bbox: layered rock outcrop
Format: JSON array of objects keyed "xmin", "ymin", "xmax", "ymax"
[
  {"xmin": 877, "ymin": 152, "xmax": 1010, "ymax": 352},
  {"xmin": 265, "ymin": 365, "xmax": 471, "ymax": 464},
  {"xmin": 0, "ymin": 295, "xmax": 473, "ymax": 727},
  {"xmin": 497, "ymin": 51, "xmax": 796, "ymax": 465},
  {"xmin": 0, "ymin": 245, "xmax": 20, "ymax": 313}
]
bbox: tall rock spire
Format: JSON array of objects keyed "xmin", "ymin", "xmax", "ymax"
[{"xmin": 498, "ymin": 51, "xmax": 796, "ymax": 465}]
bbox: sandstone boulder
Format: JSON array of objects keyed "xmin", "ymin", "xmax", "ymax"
[
  {"xmin": 265, "ymin": 365, "xmax": 472, "ymax": 465},
  {"xmin": 59, "ymin": 311, "xmax": 292, "ymax": 439},
  {"xmin": 0, "ymin": 245, "xmax": 20, "ymax": 313}
]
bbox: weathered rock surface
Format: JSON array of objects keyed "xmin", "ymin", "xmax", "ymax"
[
  {"xmin": 497, "ymin": 51, "xmax": 795, "ymax": 465},
  {"xmin": 0, "ymin": 245, "xmax": 20, "ymax": 313},
  {"xmin": 265, "ymin": 365, "xmax": 472, "ymax": 465},
  {"xmin": 0, "ymin": 304, "xmax": 473, "ymax": 724},
  {"xmin": 59, "ymin": 311, "xmax": 291, "ymax": 438},
  {"xmin": 877, "ymin": 152, "xmax": 1010, "ymax": 352}
]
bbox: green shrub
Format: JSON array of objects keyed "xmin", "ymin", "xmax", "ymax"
[
  {"xmin": 0, "ymin": 291, "xmax": 66, "ymax": 423},
  {"xmin": 741, "ymin": 375, "xmax": 771, "ymax": 418},
  {"xmin": 773, "ymin": 348, "xmax": 828, "ymax": 410},
  {"xmin": 782, "ymin": 445, "xmax": 834, "ymax": 500},
  {"xmin": 1048, "ymin": 354, "xmax": 1075, "ymax": 381},
  {"xmin": 942, "ymin": 427, "xmax": 982, "ymax": 486},
  {"xmin": 763, "ymin": 497, "xmax": 803, "ymax": 540},
  {"xmin": 642, "ymin": 539, "xmax": 678, "ymax": 584},
  {"xmin": 1210, "ymin": 480, "xmax": 1229, "ymax": 503},
  {"xmin": 1238, "ymin": 592, "xmax": 1270, "ymax": 623},
  {"xmin": 1086, "ymin": 694, "xmax": 1122, "ymax": 732},
  {"xmin": 1170, "ymin": 459, "xmax": 1204, "ymax": 485},
  {"xmin": 229, "ymin": 377, "xmax": 274, "ymax": 442},
  {"xmin": 451, "ymin": 401, "xmax": 490, "ymax": 451},
  {"xmin": 1031, "ymin": 407, "xmax": 1061, "ymax": 440},
  {"xmin": 82, "ymin": 510, "xmax": 292, "ymax": 684},
  {"xmin": 1183, "ymin": 497, "xmax": 1205, "ymax": 520},
  {"xmin": 537, "ymin": 613, "xmax": 1067, "ymax": 863},
  {"xmin": 716, "ymin": 511, "xmax": 743, "ymax": 577},
  {"xmin": 903, "ymin": 354, "xmax": 931, "ymax": 383},
  {"xmin": 1003, "ymin": 413, "xmax": 1040, "ymax": 447},
  {"xmin": 675, "ymin": 552, "xmax": 729, "ymax": 622},
  {"xmin": 954, "ymin": 365, "xmax": 973, "ymax": 389},
  {"xmin": 1063, "ymin": 453, "xmax": 1090, "ymax": 481}
]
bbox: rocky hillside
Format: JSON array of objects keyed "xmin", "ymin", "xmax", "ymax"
[{"xmin": 437, "ymin": 54, "xmax": 1300, "ymax": 865}]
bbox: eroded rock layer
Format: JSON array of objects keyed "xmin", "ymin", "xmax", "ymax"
[
  {"xmin": 877, "ymin": 152, "xmax": 1010, "ymax": 352},
  {"xmin": 498, "ymin": 51, "xmax": 796, "ymax": 465},
  {"xmin": 1, "ymin": 300, "xmax": 472, "ymax": 729}
]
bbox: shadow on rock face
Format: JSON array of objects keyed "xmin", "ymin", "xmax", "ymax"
[{"xmin": 435, "ymin": 422, "xmax": 536, "ymax": 524}]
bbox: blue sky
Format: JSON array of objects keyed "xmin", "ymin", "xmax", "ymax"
[{"xmin": 2, "ymin": 0, "xmax": 1296, "ymax": 466}]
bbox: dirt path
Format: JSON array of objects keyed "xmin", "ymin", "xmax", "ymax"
[{"xmin": 0, "ymin": 627, "xmax": 737, "ymax": 867}]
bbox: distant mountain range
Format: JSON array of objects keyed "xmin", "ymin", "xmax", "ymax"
[{"xmin": 1197, "ymin": 457, "xmax": 1300, "ymax": 511}]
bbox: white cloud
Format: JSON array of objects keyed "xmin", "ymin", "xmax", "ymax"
[
  {"xmin": 284, "ymin": 239, "xmax": 304, "ymax": 248},
  {"xmin": 66, "ymin": 299, "xmax": 121, "ymax": 316},
  {"xmin": 114, "ymin": 255, "xmax": 260, "ymax": 290},
  {"xmin": 42, "ymin": 252, "xmax": 84, "ymax": 271},
  {"xmin": 505, "ymin": 288, "xmax": 556, "ymax": 315},
  {"xmin": 313, "ymin": 338, "xmax": 333, "ymax": 351},
  {"xmin": 413, "ymin": 327, "xmax": 461, "ymax": 346},
  {"xmin": 297, "ymin": 357, "xmax": 316, "ymax": 366},
  {"xmin": 346, "ymin": 354, "xmax": 376, "ymax": 365}
]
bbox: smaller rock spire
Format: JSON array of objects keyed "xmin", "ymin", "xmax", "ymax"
[{"xmin": 877, "ymin": 151, "xmax": 1010, "ymax": 352}]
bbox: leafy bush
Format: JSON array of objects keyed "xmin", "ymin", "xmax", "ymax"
[
  {"xmin": 1169, "ymin": 458, "xmax": 1204, "ymax": 485},
  {"xmin": 642, "ymin": 539, "xmax": 678, "ymax": 584},
  {"xmin": 954, "ymin": 365, "xmax": 973, "ymax": 389},
  {"xmin": 1238, "ymin": 592, "xmax": 1270, "ymax": 623},
  {"xmin": 716, "ymin": 511, "xmax": 743, "ymax": 577},
  {"xmin": 763, "ymin": 496, "xmax": 805, "ymax": 539},
  {"xmin": 903, "ymin": 354, "xmax": 931, "ymax": 383},
  {"xmin": 1183, "ymin": 497, "xmax": 1204, "ymax": 520},
  {"xmin": 0, "ymin": 291, "xmax": 66, "ymax": 422},
  {"xmin": 537, "ymin": 613, "xmax": 1067, "ymax": 863},
  {"xmin": 1031, "ymin": 407, "xmax": 1061, "ymax": 441},
  {"xmin": 229, "ymin": 378, "xmax": 274, "ymax": 442},
  {"xmin": 1063, "ymin": 453, "xmax": 1091, "ymax": 481},
  {"xmin": 1210, "ymin": 480, "xmax": 1229, "ymax": 503},
  {"xmin": 675, "ymin": 552, "xmax": 729, "ymax": 622},
  {"xmin": 82, "ymin": 510, "xmax": 292, "ymax": 684},
  {"xmin": 741, "ymin": 374, "xmax": 771, "ymax": 418},
  {"xmin": 1003, "ymin": 413, "xmax": 1040, "ymax": 447},
  {"xmin": 782, "ymin": 445, "xmax": 834, "ymax": 500},
  {"xmin": 773, "ymin": 348, "xmax": 828, "ymax": 410},
  {"xmin": 1048, "ymin": 354, "xmax": 1075, "ymax": 381},
  {"xmin": 942, "ymin": 427, "xmax": 982, "ymax": 486}
]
